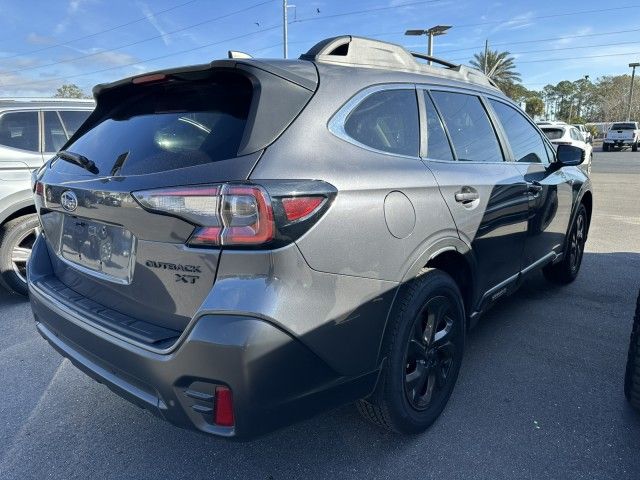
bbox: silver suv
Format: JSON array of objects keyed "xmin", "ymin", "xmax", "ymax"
[
  {"xmin": 0, "ymin": 98, "xmax": 93, "ymax": 294},
  {"xmin": 28, "ymin": 36, "xmax": 592, "ymax": 439}
]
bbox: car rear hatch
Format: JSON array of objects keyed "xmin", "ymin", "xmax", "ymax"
[{"xmin": 33, "ymin": 60, "xmax": 317, "ymax": 347}]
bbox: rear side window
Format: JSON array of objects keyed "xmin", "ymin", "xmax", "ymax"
[
  {"xmin": 56, "ymin": 74, "xmax": 253, "ymax": 176},
  {"xmin": 44, "ymin": 111, "xmax": 68, "ymax": 152},
  {"xmin": 59, "ymin": 110, "xmax": 91, "ymax": 137},
  {"xmin": 0, "ymin": 111, "xmax": 39, "ymax": 152},
  {"xmin": 422, "ymin": 92, "xmax": 454, "ymax": 161},
  {"xmin": 489, "ymin": 99, "xmax": 547, "ymax": 163},
  {"xmin": 431, "ymin": 91, "xmax": 503, "ymax": 162},
  {"xmin": 344, "ymin": 89, "xmax": 419, "ymax": 157}
]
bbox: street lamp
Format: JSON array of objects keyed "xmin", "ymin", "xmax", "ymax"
[
  {"xmin": 405, "ymin": 25, "xmax": 451, "ymax": 65},
  {"xmin": 627, "ymin": 62, "xmax": 640, "ymax": 121}
]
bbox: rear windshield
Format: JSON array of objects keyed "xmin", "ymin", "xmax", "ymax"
[
  {"xmin": 611, "ymin": 122, "xmax": 636, "ymax": 130},
  {"xmin": 54, "ymin": 73, "xmax": 253, "ymax": 176},
  {"xmin": 541, "ymin": 128, "xmax": 565, "ymax": 140}
]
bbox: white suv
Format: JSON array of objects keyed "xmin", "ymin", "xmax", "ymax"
[
  {"xmin": 0, "ymin": 98, "xmax": 94, "ymax": 295},
  {"xmin": 540, "ymin": 124, "xmax": 593, "ymax": 174}
]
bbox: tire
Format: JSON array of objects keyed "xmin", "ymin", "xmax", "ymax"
[
  {"xmin": 624, "ymin": 289, "xmax": 640, "ymax": 410},
  {"xmin": 543, "ymin": 203, "xmax": 588, "ymax": 285},
  {"xmin": 357, "ymin": 268, "xmax": 465, "ymax": 434},
  {"xmin": 603, "ymin": 143, "xmax": 609, "ymax": 152},
  {"xmin": 633, "ymin": 142, "xmax": 638, "ymax": 152},
  {"xmin": 0, "ymin": 214, "xmax": 39, "ymax": 296}
]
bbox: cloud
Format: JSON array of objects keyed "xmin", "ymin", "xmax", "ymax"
[
  {"xmin": 553, "ymin": 27, "xmax": 593, "ymax": 47},
  {"xmin": 59, "ymin": 44, "xmax": 140, "ymax": 67},
  {"xmin": 26, "ymin": 33, "xmax": 54, "ymax": 45},
  {"xmin": 137, "ymin": 1, "xmax": 171, "ymax": 46},
  {"xmin": 55, "ymin": 0, "xmax": 92, "ymax": 34},
  {"xmin": 490, "ymin": 11, "xmax": 535, "ymax": 33}
]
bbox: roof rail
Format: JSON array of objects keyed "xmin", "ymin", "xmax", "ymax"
[
  {"xmin": 0, "ymin": 97, "xmax": 94, "ymax": 103},
  {"xmin": 300, "ymin": 35, "xmax": 499, "ymax": 90},
  {"xmin": 409, "ymin": 51, "xmax": 457, "ymax": 69}
]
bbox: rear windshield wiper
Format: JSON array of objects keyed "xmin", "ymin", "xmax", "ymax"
[{"xmin": 56, "ymin": 150, "xmax": 98, "ymax": 174}]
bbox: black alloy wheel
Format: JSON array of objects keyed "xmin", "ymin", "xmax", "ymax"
[{"xmin": 404, "ymin": 295, "xmax": 457, "ymax": 411}]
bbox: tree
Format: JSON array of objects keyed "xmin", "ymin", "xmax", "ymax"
[
  {"xmin": 54, "ymin": 84, "xmax": 87, "ymax": 99},
  {"xmin": 470, "ymin": 47, "xmax": 521, "ymax": 89},
  {"xmin": 525, "ymin": 97, "xmax": 544, "ymax": 118}
]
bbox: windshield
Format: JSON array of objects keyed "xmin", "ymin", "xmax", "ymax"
[
  {"xmin": 541, "ymin": 128, "xmax": 565, "ymax": 140},
  {"xmin": 611, "ymin": 122, "xmax": 637, "ymax": 130},
  {"xmin": 54, "ymin": 73, "xmax": 253, "ymax": 176}
]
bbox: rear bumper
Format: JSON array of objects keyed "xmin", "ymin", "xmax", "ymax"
[
  {"xmin": 30, "ymin": 282, "xmax": 377, "ymax": 439},
  {"xmin": 604, "ymin": 139, "xmax": 635, "ymax": 145}
]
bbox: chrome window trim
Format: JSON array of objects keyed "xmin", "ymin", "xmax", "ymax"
[{"xmin": 327, "ymin": 83, "xmax": 421, "ymax": 160}]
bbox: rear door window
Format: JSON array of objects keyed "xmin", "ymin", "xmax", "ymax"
[
  {"xmin": 58, "ymin": 110, "xmax": 91, "ymax": 137},
  {"xmin": 422, "ymin": 92, "xmax": 454, "ymax": 161},
  {"xmin": 0, "ymin": 111, "xmax": 39, "ymax": 152},
  {"xmin": 430, "ymin": 91, "xmax": 503, "ymax": 162},
  {"xmin": 344, "ymin": 89, "xmax": 419, "ymax": 157},
  {"xmin": 55, "ymin": 74, "xmax": 253, "ymax": 176},
  {"xmin": 43, "ymin": 111, "xmax": 68, "ymax": 152},
  {"xmin": 489, "ymin": 99, "xmax": 547, "ymax": 163}
]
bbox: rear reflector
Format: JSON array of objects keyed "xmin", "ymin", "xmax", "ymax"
[
  {"xmin": 282, "ymin": 196, "xmax": 325, "ymax": 221},
  {"xmin": 214, "ymin": 386, "xmax": 234, "ymax": 427}
]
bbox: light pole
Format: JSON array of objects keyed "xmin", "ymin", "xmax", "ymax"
[
  {"xmin": 405, "ymin": 25, "xmax": 451, "ymax": 65},
  {"xmin": 627, "ymin": 62, "xmax": 639, "ymax": 121},
  {"xmin": 282, "ymin": 0, "xmax": 296, "ymax": 59}
]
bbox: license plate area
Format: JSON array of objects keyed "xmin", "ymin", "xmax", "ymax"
[{"xmin": 59, "ymin": 215, "xmax": 136, "ymax": 284}]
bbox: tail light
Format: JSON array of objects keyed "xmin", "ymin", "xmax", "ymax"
[
  {"xmin": 133, "ymin": 184, "xmax": 274, "ymax": 247},
  {"xmin": 132, "ymin": 181, "xmax": 336, "ymax": 249},
  {"xmin": 34, "ymin": 181, "xmax": 44, "ymax": 196}
]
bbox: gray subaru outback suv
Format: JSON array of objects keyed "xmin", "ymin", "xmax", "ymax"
[
  {"xmin": 0, "ymin": 98, "xmax": 93, "ymax": 295},
  {"xmin": 28, "ymin": 36, "xmax": 592, "ymax": 439}
]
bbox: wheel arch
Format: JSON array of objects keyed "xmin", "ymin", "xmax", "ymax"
[{"xmin": 374, "ymin": 237, "xmax": 477, "ymax": 381}]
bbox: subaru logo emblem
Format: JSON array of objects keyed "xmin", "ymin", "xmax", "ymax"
[{"xmin": 61, "ymin": 190, "xmax": 78, "ymax": 212}]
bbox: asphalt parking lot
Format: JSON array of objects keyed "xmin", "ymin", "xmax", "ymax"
[{"xmin": 1, "ymin": 150, "xmax": 639, "ymax": 480}]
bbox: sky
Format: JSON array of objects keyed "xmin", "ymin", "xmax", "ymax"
[{"xmin": 1, "ymin": 0, "xmax": 639, "ymax": 97}]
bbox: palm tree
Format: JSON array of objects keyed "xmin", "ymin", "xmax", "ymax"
[{"xmin": 470, "ymin": 48, "xmax": 521, "ymax": 89}]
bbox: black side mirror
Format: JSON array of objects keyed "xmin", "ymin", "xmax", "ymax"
[{"xmin": 556, "ymin": 144, "xmax": 584, "ymax": 167}]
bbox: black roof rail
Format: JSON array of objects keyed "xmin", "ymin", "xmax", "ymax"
[{"xmin": 409, "ymin": 51, "xmax": 458, "ymax": 69}]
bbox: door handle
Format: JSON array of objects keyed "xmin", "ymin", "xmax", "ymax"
[
  {"xmin": 454, "ymin": 189, "xmax": 479, "ymax": 203},
  {"xmin": 527, "ymin": 182, "xmax": 543, "ymax": 193}
]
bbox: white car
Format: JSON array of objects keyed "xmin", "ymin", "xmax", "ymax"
[
  {"xmin": 603, "ymin": 121, "xmax": 640, "ymax": 151},
  {"xmin": 572, "ymin": 124, "xmax": 592, "ymax": 144},
  {"xmin": 540, "ymin": 124, "xmax": 593, "ymax": 174}
]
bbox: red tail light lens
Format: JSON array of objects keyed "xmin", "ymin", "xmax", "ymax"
[
  {"xmin": 34, "ymin": 181, "xmax": 44, "ymax": 196},
  {"xmin": 282, "ymin": 196, "xmax": 325, "ymax": 221},
  {"xmin": 214, "ymin": 386, "xmax": 234, "ymax": 427},
  {"xmin": 133, "ymin": 184, "xmax": 274, "ymax": 247}
]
